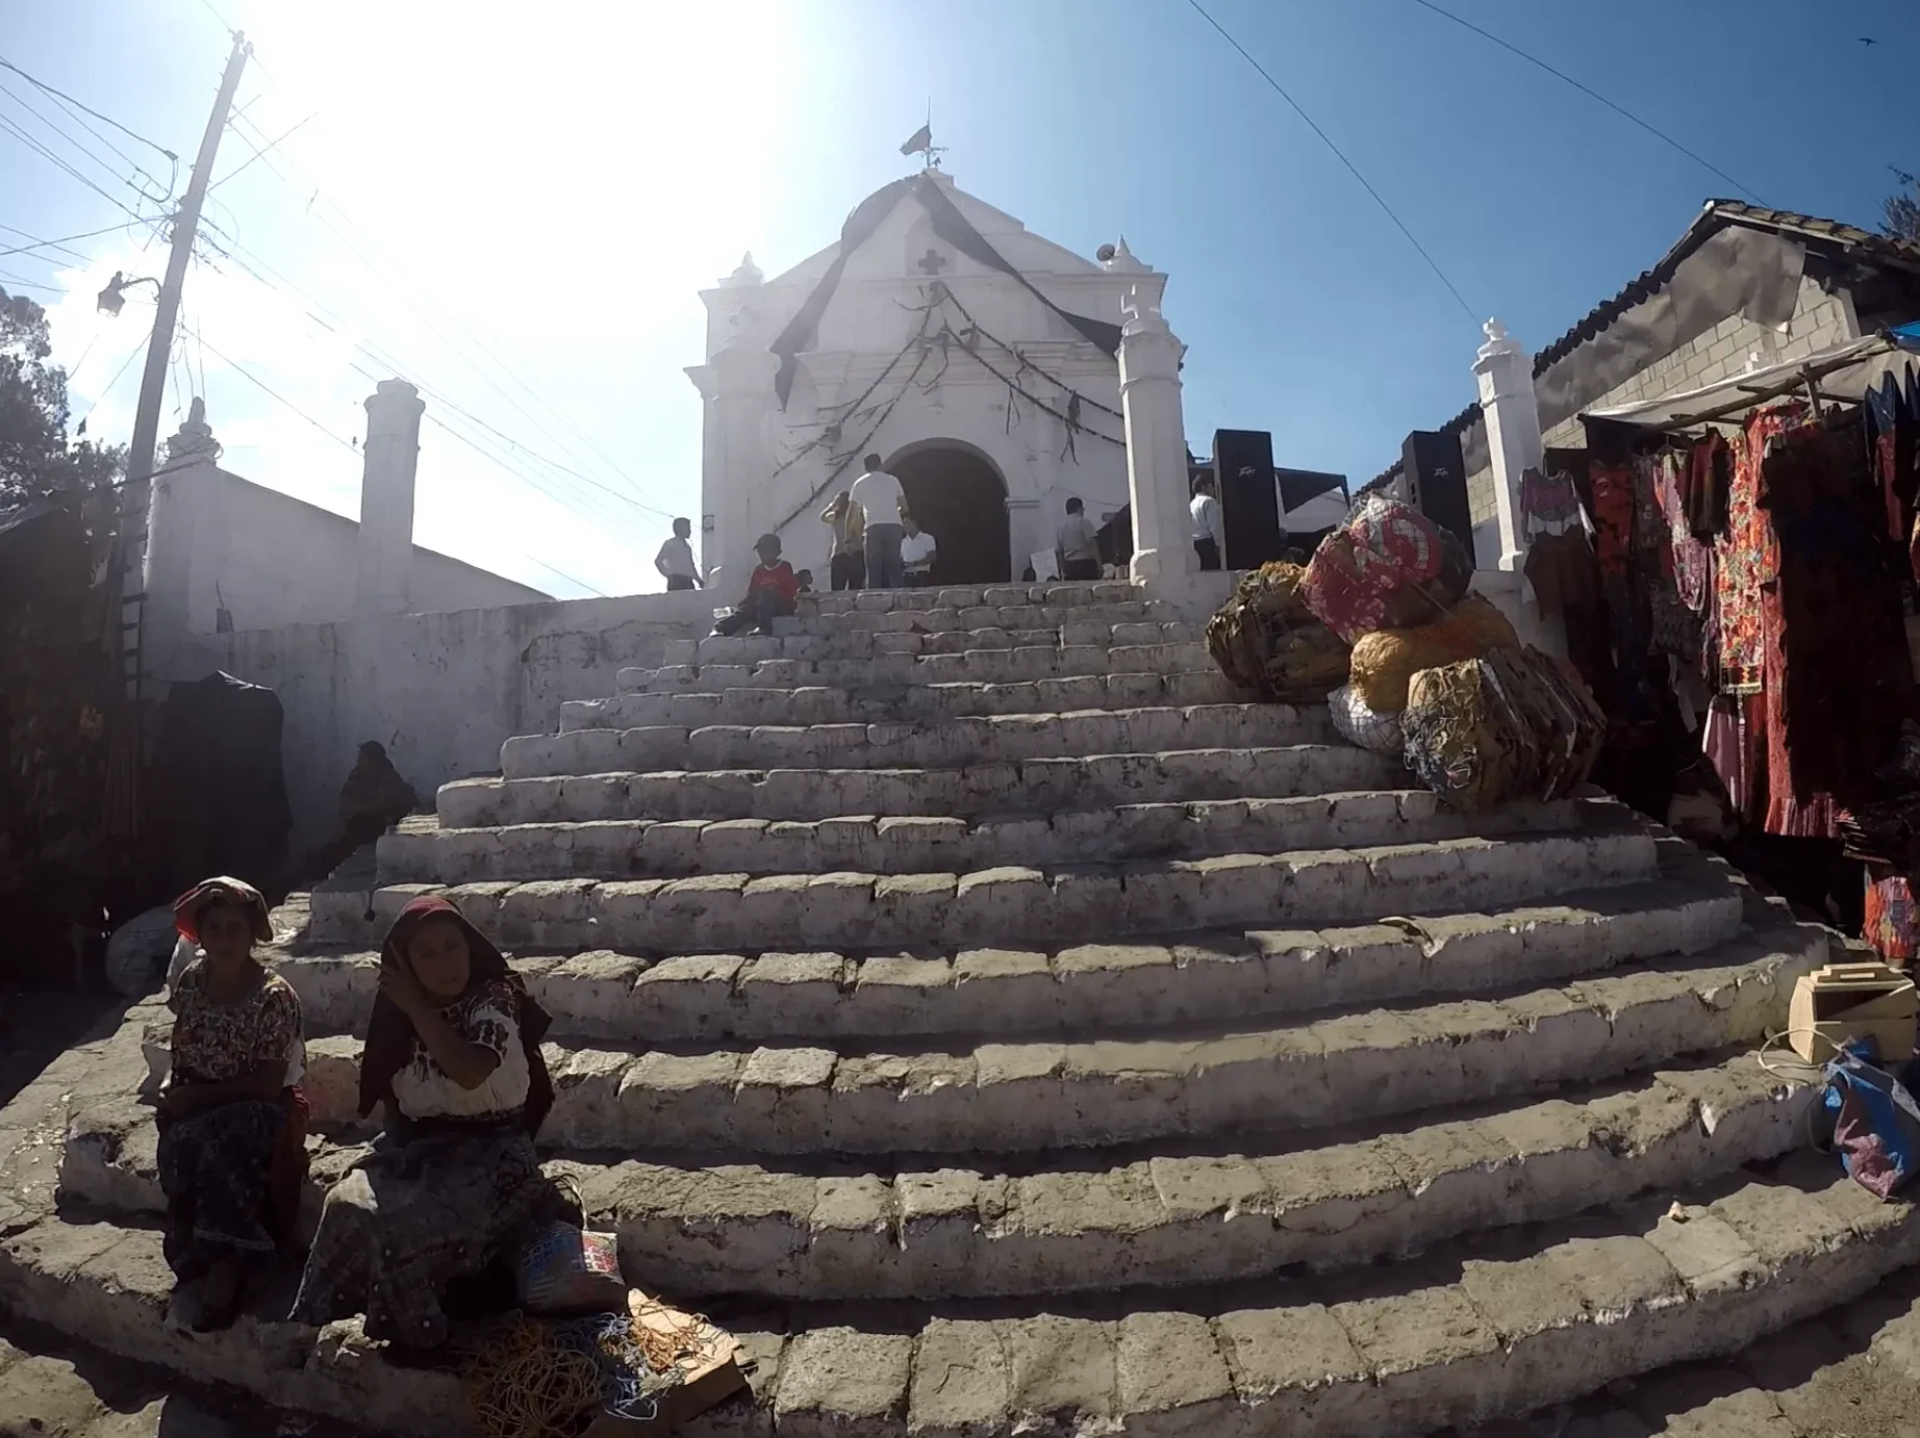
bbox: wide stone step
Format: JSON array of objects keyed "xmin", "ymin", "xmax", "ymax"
[
  {"xmin": 378, "ymin": 792, "xmax": 1593, "ymax": 886},
  {"xmin": 58, "ymin": 1054, "xmax": 1812, "ymax": 1303},
  {"xmin": 664, "ymin": 621, "xmax": 1205, "ymax": 666},
  {"xmin": 629, "ymin": 645, "xmax": 1214, "ymax": 697},
  {"xmin": 527, "ymin": 702, "xmax": 1338, "ymax": 775},
  {"xmin": 811, "ymin": 579, "xmax": 1140, "ymax": 615},
  {"xmin": 442, "ymin": 744, "xmax": 1401, "ymax": 828},
  {"xmin": 277, "ymin": 857, "xmax": 1750, "ymax": 1043},
  {"xmin": 311, "ymin": 828, "xmax": 1662, "ymax": 950},
  {"xmin": 13, "ymin": 1161, "xmax": 1907, "ymax": 1437},
  {"xmin": 293, "ymin": 930, "xmax": 1822, "ymax": 1153}
]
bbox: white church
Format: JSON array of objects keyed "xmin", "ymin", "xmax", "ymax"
[{"xmin": 687, "ymin": 166, "xmax": 1164, "ymax": 589}]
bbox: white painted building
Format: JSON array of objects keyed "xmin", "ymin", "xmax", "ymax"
[
  {"xmin": 142, "ymin": 381, "xmax": 549, "ymax": 681},
  {"xmin": 689, "ymin": 167, "xmax": 1167, "ymax": 589}
]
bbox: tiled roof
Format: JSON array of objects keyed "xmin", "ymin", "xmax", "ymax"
[{"xmin": 1362, "ymin": 201, "xmax": 1920, "ymax": 491}]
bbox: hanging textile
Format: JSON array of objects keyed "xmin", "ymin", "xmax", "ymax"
[
  {"xmin": 1701, "ymin": 693, "xmax": 1764, "ymax": 822},
  {"xmin": 1715, "ymin": 404, "xmax": 1804, "ymax": 695},
  {"xmin": 1686, "ymin": 431, "xmax": 1732, "ymax": 542},
  {"xmin": 1757, "ymin": 420, "xmax": 1914, "ymax": 837},
  {"xmin": 1638, "ymin": 451, "xmax": 1702, "ymax": 664},
  {"xmin": 1864, "ymin": 870, "xmax": 1920, "ymax": 968}
]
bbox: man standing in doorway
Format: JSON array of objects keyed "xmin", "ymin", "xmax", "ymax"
[
  {"xmin": 1190, "ymin": 476, "xmax": 1223, "ymax": 571},
  {"xmin": 655, "ymin": 517, "xmax": 703, "ymax": 591},
  {"xmin": 900, "ymin": 512, "xmax": 937, "ymax": 587},
  {"xmin": 851, "ymin": 452, "xmax": 906, "ymax": 588},
  {"xmin": 1055, "ymin": 497, "xmax": 1101, "ymax": 581}
]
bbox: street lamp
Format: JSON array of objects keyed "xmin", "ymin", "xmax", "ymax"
[{"xmin": 96, "ymin": 271, "xmax": 160, "ymax": 317}]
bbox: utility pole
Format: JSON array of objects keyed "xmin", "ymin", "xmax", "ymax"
[
  {"xmin": 103, "ymin": 30, "xmax": 248, "ymax": 841},
  {"xmin": 124, "ymin": 29, "xmax": 250, "ymax": 508}
]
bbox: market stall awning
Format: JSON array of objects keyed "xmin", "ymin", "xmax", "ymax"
[{"xmin": 1585, "ymin": 330, "xmax": 1920, "ymax": 430}]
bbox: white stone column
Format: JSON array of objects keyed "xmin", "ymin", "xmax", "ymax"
[
  {"xmin": 1472, "ymin": 318, "xmax": 1543, "ymax": 572},
  {"xmin": 142, "ymin": 398, "xmax": 220, "ymax": 674},
  {"xmin": 705, "ymin": 343, "xmax": 781, "ymax": 594},
  {"xmin": 356, "ymin": 379, "xmax": 424, "ymax": 617},
  {"xmin": 1117, "ymin": 281, "xmax": 1195, "ymax": 589}
]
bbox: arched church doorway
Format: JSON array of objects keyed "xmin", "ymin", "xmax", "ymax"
[{"xmin": 888, "ymin": 443, "xmax": 1011, "ymax": 585}]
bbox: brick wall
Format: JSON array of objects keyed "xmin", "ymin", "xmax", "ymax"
[{"xmin": 1462, "ymin": 274, "xmax": 1858, "ymax": 525}]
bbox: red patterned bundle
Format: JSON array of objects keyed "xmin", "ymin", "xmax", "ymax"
[{"xmin": 1301, "ymin": 496, "xmax": 1470, "ymax": 643}]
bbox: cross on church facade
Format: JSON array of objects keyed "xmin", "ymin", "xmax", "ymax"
[{"xmin": 917, "ymin": 249, "xmax": 948, "ymax": 276}]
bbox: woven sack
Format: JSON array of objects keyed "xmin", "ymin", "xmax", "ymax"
[
  {"xmin": 1204, "ymin": 563, "xmax": 1349, "ymax": 702},
  {"xmin": 1328, "ymin": 684, "xmax": 1405, "ymax": 756},
  {"xmin": 1300, "ymin": 496, "xmax": 1471, "ymax": 643},
  {"xmin": 1401, "ymin": 646, "xmax": 1603, "ymax": 811},
  {"xmin": 517, "ymin": 1223, "xmax": 628, "ymax": 1315},
  {"xmin": 1347, "ymin": 594, "xmax": 1520, "ymax": 713}
]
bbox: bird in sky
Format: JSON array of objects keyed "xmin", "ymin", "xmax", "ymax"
[{"xmin": 1860, "ymin": 36, "xmax": 1878, "ymax": 46}]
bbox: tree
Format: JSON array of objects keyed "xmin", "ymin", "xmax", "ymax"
[
  {"xmin": 1885, "ymin": 168, "xmax": 1920, "ymax": 245},
  {"xmin": 0, "ymin": 286, "xmax": 124, "ymax": 537}
]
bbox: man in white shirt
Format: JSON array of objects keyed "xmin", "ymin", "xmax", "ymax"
[
  {"xmin": 899, "ymin": 513, "xmax": 937, "ymax": 587},
  {"xmin": 1055, "ymin": 497, "xmax": 1101, "ymax": 582},
  {"xmin": 849, "ymin": 454, "xmax": 907, "ymax": 588},
  {"xmin": 1190, "ymin": 476, "xmax": 1223, "ymax": 571},
  {"xmin": 654, "ymin": 517, "xmax": 702, "ymax": 591}
]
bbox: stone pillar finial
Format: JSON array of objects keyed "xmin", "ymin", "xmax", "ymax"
[
  {"xmin": 1117, "ymin": 280, "xmax": 1195, "ymax": 590},
  {"xmin": 1104, "ymin": 237, "xmax": 1150, "ymax": 274},
  {"xmin": 726, "ymin": 252, "xmax": 764, "ymax": 287},
  {"xmin": 143, "ymin": 399, "xmax": 225, "ymax": 674},
  {"xmin": 1472, "ymin": 317, "xmax": 1542, "ymax": 572},
  {"xmin": 356, "ymin": 379, "xmax": 425, "ymax": 618}
]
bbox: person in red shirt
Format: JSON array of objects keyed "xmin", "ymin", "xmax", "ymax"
[{"xmin": 713, "ymin": 533, "xmax": 799, "ymax": 635}]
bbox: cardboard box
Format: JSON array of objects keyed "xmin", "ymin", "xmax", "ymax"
[
  {"xmin": 578, "ymin": 1292, "xmax": 747, "ymax": 1438},
  {"xmin": 1788, "ymin": 961, "xmax": 1919, "ymax": 1064}
]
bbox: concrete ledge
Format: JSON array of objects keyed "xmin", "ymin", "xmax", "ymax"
[
  {"xmin": 377, "ymin": 793, "xmax": 1588, "ymax": 884},
  {"xmin": 310, "ymin": 829, "xmax": 1662, "ymax": 951},
  {"xmin": 282, "ymin": 929, "xmax": 1819, "ymax": 1153}
]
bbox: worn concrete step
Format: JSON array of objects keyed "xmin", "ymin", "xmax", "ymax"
[
  {"xmin": 664, "ymin": 621, "xmax": 1205, "ymax": 666},
  {"xmin": 810, "ymin": 579, "xmax": 1139, "ymax": 615},
  {"xmin": 293, "ymin": 930, "xmax": 1821, "ymax": 1154},
  {"xmin": 442, "ymin": 744, "xmax": 1402, "ymax": 828},
  {"xmin": 58, "ymin": 1053, "xmax": 1814, "ymax": 1303},
  {"xmin": 277, "ymin": 859, "xmax": 1749, "ymax": 1044},
  {"xmin": 12, "ymin": 1160, "xmax": 1906, "ymax": 1437},
  {"xmin": 634, "ymin": 645, "xmax": 1215, "ymax": 698},
  {"xmin": 570, "ymin": 673, "xmax": 1251, "ymax": 730},
  {"xmin": 311, "ymin": 827, "xmax": 1661, "ymax": 951},
  {"xmin": 378, "ymin": 792, "xmax": 1595, "ymax": 886},
  {"xmin": 530, "ymin": 702, "xmax": 1337, "ymax": 774}
]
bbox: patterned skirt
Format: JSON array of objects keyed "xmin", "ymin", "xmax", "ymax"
[
  {"xmin": 156, "ymin": 1096, "xmax": 291, "ymax": 1280},
  {"xmin": 287, "ymin": 1125, "xmax": 556, "ymax": 1349}
]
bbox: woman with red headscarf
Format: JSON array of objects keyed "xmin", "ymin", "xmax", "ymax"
[
  {"xmin": 289, "ymin": 895, "xmax": 566, "ymax": 1353},
  {"xmin": 159, "ymin": 877, "xmax": 307, "ymax": 1331}
]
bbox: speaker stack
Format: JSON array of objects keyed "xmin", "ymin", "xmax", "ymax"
[
  {"xmin": 1213, "ymin": 428, "xmax": 1283, "ymax": 571},
  {"xmin": 1400, "ymin": 429, "xmax": 1473, "ymax": 555}
]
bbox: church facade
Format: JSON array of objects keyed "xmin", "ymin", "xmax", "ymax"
[{"xmin": 688, "ymin": 168, "xmax": 1167, "ymax": 588}]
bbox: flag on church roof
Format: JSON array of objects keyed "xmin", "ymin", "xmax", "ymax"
[{"xmin": 899, "ymin": 124, "xmax": 932, "ymax": 157}]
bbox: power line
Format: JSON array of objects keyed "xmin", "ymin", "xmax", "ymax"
[
  {"xmin": 0, "ymin": 55, "xmax": 178, "ymax": 166},
  {"xmin": 1403, "ymin": 0, "xmax": 1764, "ymax": 205},
  {"xmin": 78, "ymin": 323, "xmax": 156, "ymax": 429},
  {"xmin": 211, "ymin": 111, "xmax": 314, "ymax": 191},
  {"xmin": 0, "ymin": 220, "xmax": 115, "ymax": 261},
  {"xmin": 0, "ymin": 269, "xmax": 60, "ymax": 295},
  {"xmin": 526, "ymin": 556, "xmax": 607, "ymax": 598},
  {"xmin": 186, "ymin": 322, "xmax": 359, "ymax": 454},
  {"xmin": 1185, "ymin": 0, "xmax": 1479, "ymax": 325},
  {"xmin": 0, "ymin": 108, "xmax": 151, "ymax": 224}
]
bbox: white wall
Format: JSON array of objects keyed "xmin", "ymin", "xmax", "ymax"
[
  {"xmin": 178, "ymin": 588, "xmax": 715, "ymax": 854},
  {"xmin": 166, "ymin": 469, "xmax": 548, "ymax": 636}
]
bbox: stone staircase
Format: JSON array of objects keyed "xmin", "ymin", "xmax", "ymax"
[{"xmin": 4, "ymin": 579, "xmax": 1913, "ymax": 1437}]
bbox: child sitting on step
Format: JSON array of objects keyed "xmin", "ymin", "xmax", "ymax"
[{"xmin": 712, "ymin": 533, "xmax": 799, "ymax": 636}]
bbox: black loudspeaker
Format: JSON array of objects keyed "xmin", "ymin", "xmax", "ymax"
[
  {"xmin": 1214, "ymin": 428, "xmax": 1283, "ymax": 570},
  {"xmin": 1401, "ymin": 429, "xmax": 1472, "ymax": 554}
]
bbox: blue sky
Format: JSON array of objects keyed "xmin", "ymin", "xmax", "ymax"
[{"xmin": 2, "ymin": 0, "xmax": 1913, "ymax": 597}]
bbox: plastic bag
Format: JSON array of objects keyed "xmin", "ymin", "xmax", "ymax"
[
  {"xmin": 517, "ymin": 1223, "xmax": 627, "ymax": 1315},
  {"xmin": 1301, "ymin": 496, "xmax": 1471, "ymax": 644},
  {"xmin": 1327, "ymin": 684, "xmax": 1405, "ymax": 756},
  {"xmin": 106, "ymin": 906, "xmax": 180, "ymax": 996}
]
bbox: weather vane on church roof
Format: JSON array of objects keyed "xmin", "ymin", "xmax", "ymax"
[{"xmin": 899, "ymin": 105, "xmax": 947, "ymax": 171}]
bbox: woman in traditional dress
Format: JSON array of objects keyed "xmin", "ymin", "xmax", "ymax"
[
  {"xmin": 289, "ymin": 895, "xmax": 567, "ymax": 1353},
  {"xmin": 158, "ymin": 877, "xmax": 307, "ymax": 1331}
]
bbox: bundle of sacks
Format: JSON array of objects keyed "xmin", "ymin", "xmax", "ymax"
[
  {"xmin": 1204, "ymin": 561, "xmax": 1352, "ymax": 704},
  {"xmin": 1298, "ymin": 495, "xmax": 1604, "ymax": 805}
]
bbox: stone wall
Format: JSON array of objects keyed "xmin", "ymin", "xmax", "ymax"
[
  {"xmin": 1463, "ymin": 273, "xmax": 1859, "ymax": 526},
  {"xmin": 181, "ymin": 589, "xmax": 714, "ymax": 854}
]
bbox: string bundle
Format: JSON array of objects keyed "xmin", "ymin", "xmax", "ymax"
[{"xmin": 463, "ymin": 1301, "xmax": 714, "ymax": 1438}]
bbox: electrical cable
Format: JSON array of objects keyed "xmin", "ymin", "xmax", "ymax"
[
  {"xmin": 211, "ymin": 111, "xmax": 314, "ymax": 191},
  {"xmin": 0, "ymin": 56, "xmax": 179, "ymax": 166},
  {"xmin": 0, "ymin": 75, "xmax": 169, "ymax": 208},
  {"xmin": 1403, "ymin": 0, "xmax": 1765, "ymax": 205},
  {"xmin": 1185, "ymin": 0, "xmax": 1479, "ymax": 326},
  {"xmin": 185, "ymin": 323, "xmax": 360, "ymax": 454},
  {"xmin": 0, "ymin": 220, "xmax": 123, "ymax": 261},
  {"xmin": 0, "ymin": 110, "xmax": 151, "ymax": 224},
  {"xmin": 0, "ymin": 270, "xmax": 61, "ymax": 295},
  {"xmin": 78, "ymin": 322, "xmax": 156, "ymax": 430}
]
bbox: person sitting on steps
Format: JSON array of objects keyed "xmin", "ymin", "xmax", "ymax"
[
  {"xmin": 712, "ymin": 533, "xmax": 799, "ymax": 636},
  {"xmin": 158, "ymin": 877, "xmax": 308, "ymax": 1333}
]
